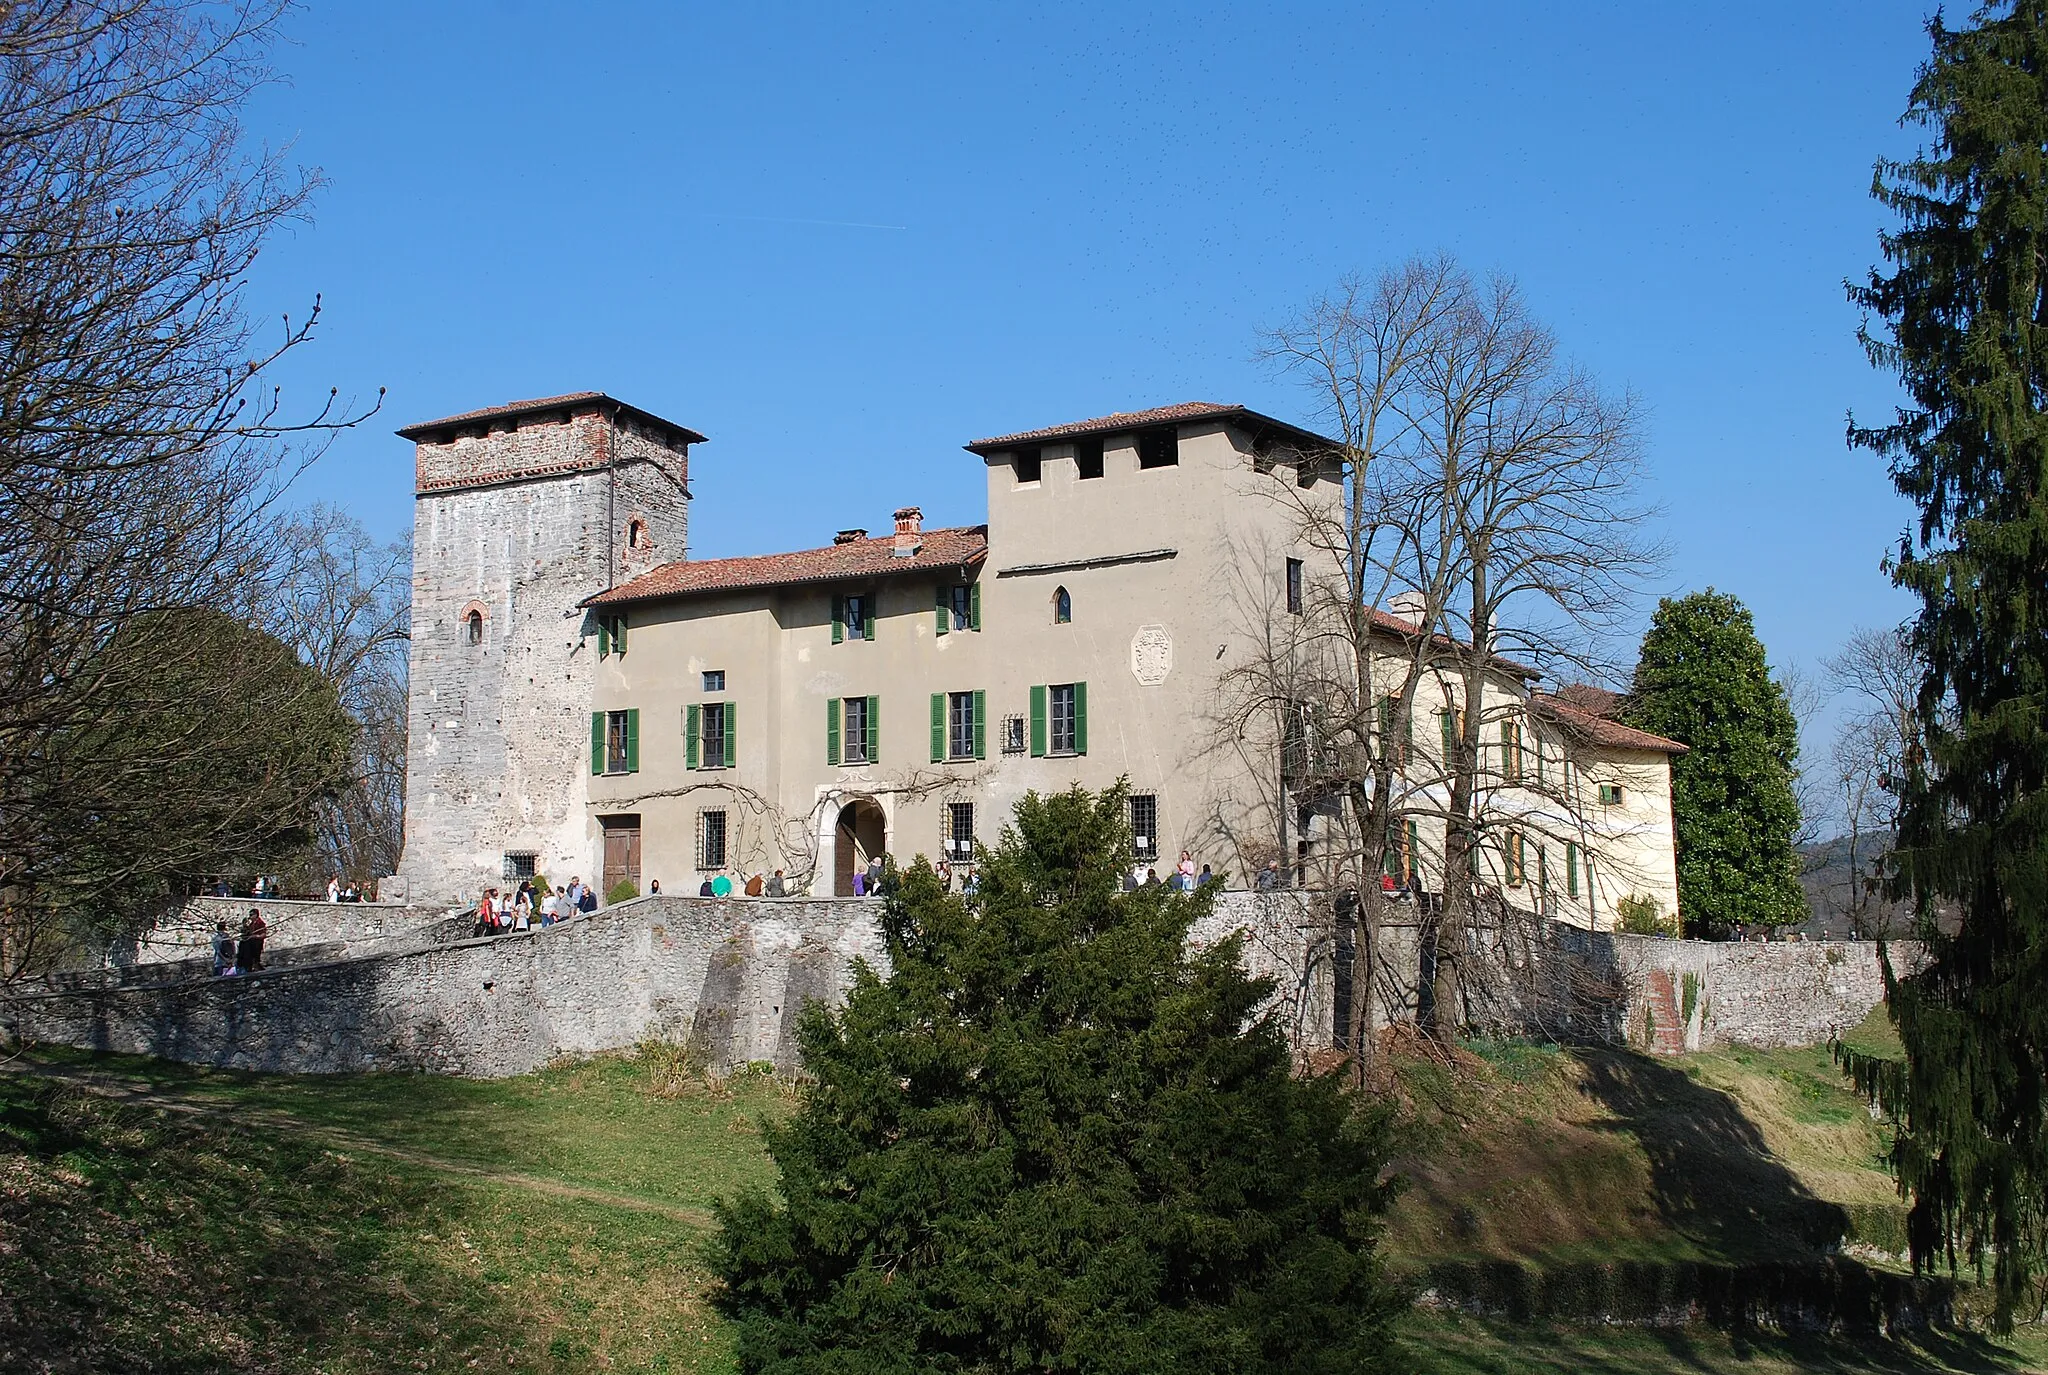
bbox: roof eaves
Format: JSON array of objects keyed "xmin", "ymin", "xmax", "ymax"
[{"xmin": 399, "ymin": 392, "xmax": 709, "ymax": 445}]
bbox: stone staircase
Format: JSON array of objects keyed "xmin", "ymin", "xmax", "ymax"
[{"xmin": 1642, "ymin": 968, "xmax": 1688, "ymax": 1055}]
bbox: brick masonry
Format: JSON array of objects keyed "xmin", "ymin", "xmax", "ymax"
[
  {"xmin": 0, "ymin": 893, "xmax": 1906, "ymax": 1077},
  {"xmin": 400, "ymin": 405, "xmax": 692, "ymax": 903}
]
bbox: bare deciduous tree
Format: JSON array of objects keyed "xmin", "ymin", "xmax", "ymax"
[{"xmin": 1819, "ymin": 626, "xmax": 1923, "ymax": 938}]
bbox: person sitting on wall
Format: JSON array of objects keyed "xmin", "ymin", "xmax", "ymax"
[
  {"xmin": 766, "ymin": 869, "xmax": 786, "ymax": 897},
  {"xmin": 211, "ymin": 921, "xmax": 237, "ymax": 977},
  {"xmin": 566, "ymin": 876, "xmax": 586, "ymax": 909},
  {"xmin": 236, "ymin": 908, "xmax": 267, "ymax": 973},
  {"xmin": 544, "ymin": 886, "xmax": 568, "ymax": 926},
  {"xmin": 698, "ymin": 875, "xmax": 715, "ymax": 897},
  {"xmin": 578, "ymin": 884, "xmax": 598, "ymax": 914},
  {"xmin": 327, "ymin": 875, "xmax": 341, "ymax": 903},
  {"xmin": 1198, "ymin": 864, "xmax": 1216, "ymax": 888},
  {"xmin": 648, "ymin": 879, "xmax": 661, "ymax": 896},
  {"xmin": 710, "ymin": 870, "xmax": 735, "ymax": 898},
  {"xmin": 744, "ymin": 872, "xmax": 764, "ymax": 897}
]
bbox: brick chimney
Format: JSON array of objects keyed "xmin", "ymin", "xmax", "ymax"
[
  {"xmin": 834, "ymin": 528, "xmax": 867, "ymax": 545},
  {"xmin": 892, "ymin": 506, "xmax": 923, "ymax": 557}
]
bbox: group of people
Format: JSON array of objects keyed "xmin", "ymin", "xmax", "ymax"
[
  {"xmin": 325, "ymin": 876, "xmax": 371, "ymax": 903},
  {"xmin": 210, "ymin": 909, "xmax": 268, "ymax": 977},
  {"xmin": 1127, "ymin": 850, "xmax": 1215, "ymax": 892},
  {"xmin": 471, "ymin": 877, "xmax": 599, "ymax": 936},
  {"xmin": 696, "ymin": 869, "xmax": 790, "ymax": 897}
]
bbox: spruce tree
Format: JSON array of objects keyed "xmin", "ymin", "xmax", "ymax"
[
  {"xmin": 1623, "ymin": 590, "xmax": 1806, "ymax": 939},
  {"xmin": 1843, "ymin": 1, "xmax": 2048, "ymax": 1327},
  {"xmin": 710, "ymin": 785, "xmax": 1403, "ymax": 1374}
]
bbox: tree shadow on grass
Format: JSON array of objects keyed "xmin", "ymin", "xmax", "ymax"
[
  {"xmin": 1568, "ymin": 1047, "xmax": 1849, "ymax": 1261},
  {"xmin": 1409, "ymin": 1315, "xmax": 2036, "ymax": 1374}
]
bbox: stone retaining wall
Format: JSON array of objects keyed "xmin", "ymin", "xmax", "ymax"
[{"xmin": 117, "ymin": 897, "xmax": 467, "ymax": 966}]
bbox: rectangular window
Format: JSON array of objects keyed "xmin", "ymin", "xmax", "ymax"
[
  {"xmin": 703, "ymin": 670, "xmax": 725, "ymax": 692},
  {"xmin": 698, "ymin": 809, "xmax": 728, "ymax": 871},
  {"xmin": 700, "ymin": 701, "xmax": 728, "ymax": 769},
  {"xmin": 1566, "ymin": 841, "xmax": 1580, "ymax": 898},
  {"xmin": 1441, "ymin": 707, "xmax": 1461, "ymax": 765},
  {"xmin": 1075, "ymin": 436, "xmax": 1104, "ymax": 479},
  {"xmin": 1505, "ymin": 830, "xmax": 1525, "ymax": 887},
  {"xmin": 503, "ymin": 851, "xmax": 538, "ymax": 880},
  {"xmin": 1285, "ymin": 558, "xmax": 1304, "ymax": 615},
  {"xmin": 1049, "ymin": 683, "xmax": 1077, "ymax": 754},
  {"xmin": 842, "ymin": 695, "xmax": 869, "ymax": 765},
  {"xmin": 1563, "ymin": 757, "xmax": 1580, "ymax": 799},
  {"xmin": 1599, "ymin": 782, "xmax": 1624, "ymax": 806},
  {"xmin": 1002, "ymin": 713, "xmax": 1027, "ymax": 754},
  {"xmin": 1136, "ymin": 427, "xmax": 1178, "ymax": 469},
  {"xmin": 842, "ymin": 594, "xmax": 869, "ymax": 642},
  {"xmin": 1130, "ymin": 793, "xmax": 1159, "ymax": 861},
  {"xmin": 1014, "ymin": 447, "xmax": 1042, "ymax": 484},
  {"xmin": 946, "ymin": 801, "xmax": 975, "ymax": 861},
  {"xmin": 1502, "ymin": 719, "xmax": 1523, "ymax": 785},
  {"xmin": 948, "ymin": 691, "xmax": 977, "ymax": 760},
  {"xmin": 604, "ymin": 709, "xmax": 637, "ymax": 774},
  {"xmin": 597, "ymin": 611, "xmax": 627, "ymax": 657}
]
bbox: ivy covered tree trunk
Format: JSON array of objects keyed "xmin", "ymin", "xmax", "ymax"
[
  {"xmin": 710, "ymin": 785, "xmax": 1404, "ymax": 1374},
  {"xmin": 1623, "ymin": 590, "xmax": 1805, "ymax": 939},
  {"xmin": 1844, "ymin": 1, "xmax": 2048, "ymax": 1329}
]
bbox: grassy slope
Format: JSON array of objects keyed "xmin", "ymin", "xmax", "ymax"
[{"xmin": 1, "ymin": 1027, "xmax": 2041, "ymax": 1374}]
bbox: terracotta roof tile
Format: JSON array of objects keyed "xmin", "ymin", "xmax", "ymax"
[
  {"xmin": 398, "ymin": 392, "xmax": 708, "ymax": 444},
  {"xmin": 1532, "ymin": 686, "xmax": 1687, "ymax": 755},
  {"xmin": 586, "ymin": 525, "xmax": 988, "ymax": 606},
  {"xmin": 1365, "ymin": 609, "xmax": 1541, "ymax": 680},
  {"xmin": 964, "ymin": 402, "xmax": 1334, "ymax": 455}
]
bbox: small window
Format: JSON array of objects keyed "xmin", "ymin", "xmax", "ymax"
[
  {"xmin": 1505, "ymin": 830, "xmax": 1525, "ymax": 887},
  {"xmin": 844, "ymin": 595, "xmax": 868, "ymax": 642},
  {"xmin": 842, "ymin": 695, "xmax": 870, "ymax": 765},
  {"xmin": 503, "ymin": 851, "xmax": 538, "ymax": 880},
  {"xmin": 701, "ymin": 702, "xmax": 728, "ymax": 769},
  {"xmin": 466, "ymin": 609, "xmax": 484, "ymax": 645},
  {"xmin": 948, "ymin": 691, "xmax": 978, "ymax": 761},
  {"xmin": 1013, "ymin": 447, "xmax": 1042, "ymax": 484},
  {"xmin": 1599, "ymin": 782, "xmax": 1624, "ymax": 806},
  {"xmin": 703, "ymin": 670, "xmax": 726, "ymax": 692},
  {"xmin": 597, "ymin": 611, "xmax": 627, "ymax": 657},
  {"xmin": 1285, "ymin": 558, "xmax": 1304, "ymax": 615},
  {"xmin": 1075, "ymin": 436, "xmax": 1104, "ymax": 480},
  {"xmin": 1502, "ymin": 719, "xmax": 1524, "ymax": 785},
  {"xmin": 605, "ymin": 710, "xmax": 633, "ymax": 774},
  {"xmin": 1053, "ymin": 586, "xmax": 1071, "ymax": 624},
  {"xmin": 949, "ymin": 585, "xmax": 973, "ymax": 631},
  {"xmin": 946, "ymin": 801, "xmax": 975, "ymax": 861},
  {"xmin": 1130, "ymin": 793, "xmax": 1159, "ymax": 862},
  {"xmin": 698, "ymin": 809, "xmax": 728, "ymax": 870},
  {"xmin": 1136, "ymin": 428, "xmax": 1178, "ymax": 469},
  {"xmin": 627, "ymin": 518, "xmax": 649, "ymax": 549},
  {"xmin": 1001, "ymin": 713, "xmax": 1027, "ymax": 755},
  {"xmin": 1049, "ymin": 683, "xmax": 1078, "ymax": 755}
]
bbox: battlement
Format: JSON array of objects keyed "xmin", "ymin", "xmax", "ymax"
[{"xmin": 401, "ymin": 392, "xmax": 704, "ymax": 496}]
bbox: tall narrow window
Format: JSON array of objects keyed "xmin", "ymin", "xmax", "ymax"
[
  {"xmin": 1075, "ymin": 436, "xmax": 1104, "ymax": 479},
  {"xmin": 1505, "ymin": 830, "xmax": 1525, "ymax": 887},
  {"xmin": 947, "ymin": 801, "xmax": 975, "ymax": 861},
  {"xmin": 698, "ymin": 809, "xmax": 728, "ymax": 870},
  {"xmin": 1130, "ymin": 793, "xmax": 1159, "ymax": 862},
  {"xmin": 1053, "ymin": 586, "xmax": 1071, "ymax": 624},
  {"xmin": 1049, "ymin": 683, "xmax": 1078, "ymax": 755},
  {"xmin": 841, "ymin": 594, "xmax": 868, "ymax": 642},
  {"xmin": 466, "ymin": 609, "xmax": 483, "ymax": 645},
  {"xmin": 1502, "ymin": 719, "xmax": 1524, "ymax": 784},
  {"xmin": 700, "ymin": 701, "xmax": 728, "ymax": 769},
  {"xmin": 842, "ymin": 695, "xmax": 871, "ymax": 765},
  {"xmin": 1285, "ymin": 558, "xmax": 1304, "ymax": 614},
  {"xmin": 603, "ymin": 709, "xmax": 637, "ymax": 774},
  {"xmin": 948, "ymin": 691, "xmax": 977, "ymax": 760},
  {"xmin": 1566, "ymin": 841, "xmax": 1580, "ymax": 898}
]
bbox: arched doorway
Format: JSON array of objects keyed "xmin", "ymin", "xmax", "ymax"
[{"xmin": 833, "ymin": 797, "xmax": 887, "ymax": 896}]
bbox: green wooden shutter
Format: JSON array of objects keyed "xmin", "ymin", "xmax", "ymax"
[
  {"xmin": 867, "ymin": 695, "xmax": 880, "ymax": 764},
  {"xmin": 724, "ymin": 701, "xmax": 735, "ymax": 767},
  {"xmin": 831, "ymin": 596, "xmax": 844, "ymax": 644},
  {"xmin": 1566, "ymin": 841, "xmax": 1579, "ymax": 897},
  {"xmin": 863, "ymin": 599, "xmax": 876, "ymax": 641},
  {"xmin": 614, "ymin": 613, "xmax": 627, "ymax": 655},
  {"xmin": 1501, "ymin": 720, "xmax": 1514, "ymax": 780},
  {"xmin": 826, "ymin": 698, "xmax": 840, "ymax": 766},
  {"xmin": 1378, "ymin": 695, "xmax": 1394, "ymax": 746},
  {"xmin": 972, "ymin": 689, "xmax": 986, "ymax": 759},
  {"xmin": 686, "ymin": 704, "xmax": 700, "ymax": 770},
  {"xmin": 596, "ymin": 618, "xmax": 610, "ymax": 657},
  {"xmin": 625, "ymin": 708, "xmax": 640, "ymax": 772},
  {"xmin": 1073, "ymin": 681, "xmax": 1087, "ymax": 754},
  {"xmin": 935, "ymin": 585, "xmax": 949, "ymax": 636},
  {"xmin": 590, "ymin": 712, "xmax": 604, "ymax": 774},
  {"xmin": 930, "ymin": 693, "xmax": 945, "ymax": 761},
  {"xmin": 970, "ymin": 582, "xmax": 981, "ymax": 631},
  {"xmin": 1407, "ymin": 818, "xmax": 1419, "ymax": 883},
  {"xmin": 1029, "ymin": 684, "xmax": 1047, "ymax": 757},
  {"xmin": 1441, "ymin": 709, "xmax": 1455, "ymax": 762}
]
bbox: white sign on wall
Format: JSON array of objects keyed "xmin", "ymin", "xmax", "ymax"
[{"xmin": 1130, "ymin": 624, "xmax": 1173, "ymax": 686}]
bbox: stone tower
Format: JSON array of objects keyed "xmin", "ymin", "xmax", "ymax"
[{"xmin": 395, "ymin": 393, "xmax": 704, "ymax": 903}]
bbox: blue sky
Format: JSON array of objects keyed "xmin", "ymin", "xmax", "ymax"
[{"xmin": 246, "ymin": 1, "xmax": 1933, "ymax": 708}]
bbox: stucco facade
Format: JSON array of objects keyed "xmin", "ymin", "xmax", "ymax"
[{"xmin": 396, "ymin": 394, "xmax": 1684, "ymax": 931}]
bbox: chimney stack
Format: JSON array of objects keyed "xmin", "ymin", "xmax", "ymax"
[
  {"xmin": 1387, "ymin": 589, "xmax": 1428, "ymax": 625},
  {"xmin": 834, "ymin": 528, "xmax": 867, "ymax": 545},
  {"xmin": 892, "ymin": 506, "xmax": 923, "ymax": 557}
]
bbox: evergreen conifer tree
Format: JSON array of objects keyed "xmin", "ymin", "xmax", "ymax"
[
  {"xmin": 1623, "ymin": 590, "xmax": 1806, "ymax": 939},
  {"xmin": 710, "ymin": 785, "xmax": 1402, "ymax": 1373},
  {"xmin": 1843, "ymin": 1, "xmax": 2048, "ymax": 1327}
]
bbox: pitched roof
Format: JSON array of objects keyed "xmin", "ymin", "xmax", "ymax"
[
  {"xmin": 1532, "ymin": 686, "xmax": 1687, "ymax": 755},
  {"xmin": 584, "ymin": 525, "xmax": 988, "ymax": 607},
  {"xmin": 1365, "ymin": 609, "xmax": 1541, "ymax": 680},
  {"xmin": 398, "ymin": 392, "xmax": 708, "ymax": 445},
  {"xmin": 964, "ymin": 402, "xmax": 1333, "ymax": 456}
]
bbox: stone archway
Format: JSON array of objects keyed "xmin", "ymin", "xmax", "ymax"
[{"xmin": 833, "ymin": 797, "xmax": 887, "ymax": 896}]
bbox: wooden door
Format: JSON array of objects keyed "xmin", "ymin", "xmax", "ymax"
[{"xmin": 601, "ymin": 815, "xmax": 641, "ymax": 897}]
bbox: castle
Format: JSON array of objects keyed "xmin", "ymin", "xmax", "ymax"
[{"xmin": 395, "ymin": 392, "xmax": 1683, "ymax": 926}]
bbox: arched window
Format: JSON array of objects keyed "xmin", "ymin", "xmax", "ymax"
[
  {"xmin": 1053, "ymin": 586, "xmax": 1071, "ymax": 624},
  {"xmin": 465, "ymin": 609, "xmax": 483, "ymax": 645},
  {"xmin": 627, "ymin": 518, "xmax": 649, "ymax": 550}
]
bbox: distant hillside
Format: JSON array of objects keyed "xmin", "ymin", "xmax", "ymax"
[{"xmin": 1794, "ymin": 831, "xmax": 1959, "ymax": 939}]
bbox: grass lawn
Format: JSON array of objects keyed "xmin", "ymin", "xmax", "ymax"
[{"xmin": 2, "ymin": 1029, "xmax": 2041, "ymax": 1374}]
